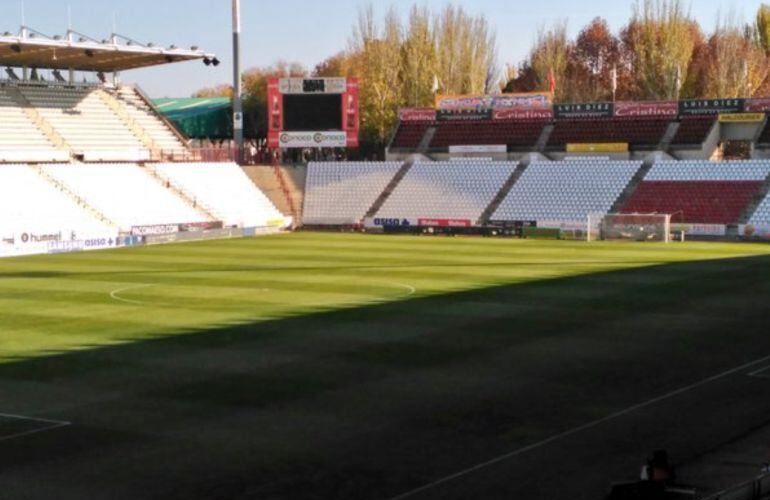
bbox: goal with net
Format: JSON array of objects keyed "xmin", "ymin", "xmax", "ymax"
[{"xmin": 587, "ymin": 213, "xmax": 672, "ymax": 242}]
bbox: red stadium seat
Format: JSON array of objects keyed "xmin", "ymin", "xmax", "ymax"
[
  {"xmin": 547, "ymin": 117, "xmax": 670, "ymax": 148},
  {"xmin": 671, "ymin": 116, "xmax": 716, "ymax": 146},
  {"xmin": 620, "ymin": 181, "xmax": 763, "ymax": 224}
]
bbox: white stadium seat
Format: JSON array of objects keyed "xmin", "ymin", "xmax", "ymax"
[
  {"xmin": 492, "ymin": 160, "xmax": 642, "ymax": 223},
  {"xmin": 42, "ymin": 163, "xmax": 210, "ymax": 230},
  {"xmin": 303, "ymin": 162, "xmax": 402, "ymax": 225},
  {"xmin": 375, "ymin": 161, "xmax": 516, "ymax": 222},
  {"xmin": 154, "ymin": 163, "xmax": 286, "ymax": 227}
]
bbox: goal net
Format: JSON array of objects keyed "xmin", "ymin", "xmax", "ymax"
[{"xmin": 588, "ymin": 213, "xmax": 672, "ymax": 242}]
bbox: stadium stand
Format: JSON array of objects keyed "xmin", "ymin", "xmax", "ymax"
[
  {"xmin": 0, "ymin": 84, "xmax": 68, "ymax": 162},
  {"xmin": 18, "ymin": 84, "xmax": 147, "ymax": 159},
  {"xmin": 547, "ymin": 118, "xmax": 669, "ymax": 148},
  {"xmin": 620, "ymin": 161, "xmax": 770, "ymax": 224},
  {"xmin": 374, "ymin": 160, "xmax": 517, "ymax": 222},
  {"xmin": 671, "ymin": 116, "xmax": 716, "ymax": 146},
  {"xmin": 756, "ymin": 119, "xmax": 770, "ymax": 146},
  {"xmin": 41, "ymin": 163, "xmax": 210, "ymax": 230},
  {"xmin": 492, "ymin": 160, "xmax": 642, "ymax": 222},
  {"xmin": 303, "ymin": 162, "xmax": 402, "ymax": 225},
  {"xmin": 391, "ymin": 121, "xmax": 433, "ymax": 149},
  {"xmin": 0, "ymin": 164, "xmax": 113, "ymax": 236},
  {"xmin": 110, "ymin": 86, "xmax": 188, "ymax": 154},
  {"xmin": 154, "ymin": 163, "xmax": 286, "ymax": 227},
  {"xmin": 430, "ymin": 121, "xmax": 546, "ymax": 149}
]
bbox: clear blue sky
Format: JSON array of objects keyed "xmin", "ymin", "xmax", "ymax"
[{"xmin": 0, "ymin": 0, "xmax": 763, "ymax": 97}]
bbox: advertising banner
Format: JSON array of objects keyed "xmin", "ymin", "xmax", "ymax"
[
  {"xmin": 436, "ymin": 109, "xmax": 493, "ymax": 121},
  {"xmin": 278, "ymin": 131, "xmax": 348, "ymax": 148},
  {"xmin": 493, "ymin": 108, "xmax": 554, "ymax": 120},
  {"xmin": 679, "ymin": 98, "xmax": 745, "ymax": 116},
  {"xmin": 343, "ymin": 77, "xmax": 360, "ymax": 148},
  {"xmin": 566, "ymin": 143, "xmax": 629, "ymax": 153},
  {"xmin": 417, "ymin": 218, "xmax": 473, "ymax": 227},
  {"xmin": 718, "ymin": 113, "xmax": 765, "ymax": 123},
  {"xmin": 267, "ymin": 77, "xmax": 283, "ymax": 149},
  {"xmin": 614, "ymin": 101, "xmax": 678, "ymax": 118},
  {"xmin": 131, "ymin": 224, "xmax": 180, "ymax": 236},
  {"xmin": 671, "ymin": 223, "xmax": 727, "ymax": 236},
  {"xmin": 449, "ymin": 145, "xmax": 507, "ymax": 154},
  {"xmin": 399, "ymin": 108, "xmax": 437, "ymax": 122},
  {"xmin": 554, "ymin": 102, "xmax": 614, "ymax": 119},
  {"xmin": 740, "ymin": 224, "xmax": 770, "ymax": 239},
  {"xmin": 364, "ymin": 217, "xmax": 416, "ymax": 229},
  {"xmin": 435, "ymin": 93, "xmax": 552, "ymax": 112},
  {"xmin": 745, "ymin": 98, "xmax": 770, "ymax": 113}
]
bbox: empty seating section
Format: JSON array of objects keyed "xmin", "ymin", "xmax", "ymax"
[
  {"xmin": 155, "ymin": 163, "xmax": 285, "ymax": 227},
  {"xmin": 430, "ymin": 121, "xmax": 545, "ymax": 148},
  {"xmin": 375, "ymin": 161, "xmax": 516, "ymax": 222},
  {"xmin": 42, "ymin": 163, "xmax": 209, "ymax": 230},
  {"xmin": 671, "ymin": 116, "xmax": 715, "ymax": 146},
  {"xmin": 620, "ymin": 161, "xmax": 770, "ymax": 224},
  {"xmin": 19, "ymin": 84, "xmax": 144, "ymax": 153},
  {"xmin": 304, "ymin": 162, "xmax": 402, "ymax": 224},
  {"xmin": 391, "ymin": 122, "xmax": 432, "ymax": 148},
  {"xmin": 0, "ymin": 85, "xmax": 65, "ymax": 162},
  {"xmin": 0, "ymin": 165, "xmax": 112, "ymax": 237},
  {"xmin": 547, "ymin": 118, "xmax": 669, "ymax": 148},
  {"xmin": 113, "ymin": 87, "xmax": 187, "ymax": 152},
  {"xmin": 492, "ymin": 160, "xmax": 641, "ymax": 222}
]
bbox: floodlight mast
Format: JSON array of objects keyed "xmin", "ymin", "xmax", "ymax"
[{"xmin": 232, "ymin": 0, "xmax": 244, "ymax": 163}]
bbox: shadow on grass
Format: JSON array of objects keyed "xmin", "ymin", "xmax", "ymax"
[{"xmin": 1, "ymin": 254, "xmax": 770, "ymax": 500}]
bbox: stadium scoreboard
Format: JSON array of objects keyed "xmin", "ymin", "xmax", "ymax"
[{"xmin": 268, "ymin": 77, "xmax": 359, "ymax": 149}]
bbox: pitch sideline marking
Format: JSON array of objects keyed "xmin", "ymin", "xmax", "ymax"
[
  {"xmin": 109, "ymin": 284, "xmax": 155, "ymax": 305},
  {"xmin": 748, "ymin": 365, "xmax": 770, "ymax": 378},
  {"xmin": 0, "ymin": 412, "xmax": 71, "ymax": 443},
  {"xmin": 370, "ymin": 283, "xmax": 417, "ymax": 304},
  {"xmin": 386, "ymin": 354, "xmax": 770, "ymax": 500}
]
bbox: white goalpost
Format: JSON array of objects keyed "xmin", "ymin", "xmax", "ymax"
[{"xmin": 587, "ymin": 213, "xmax": 672, "ymax": 243}]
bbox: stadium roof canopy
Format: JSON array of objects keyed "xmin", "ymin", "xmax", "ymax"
[
  {"xmin": 154, "ymin": 97, "xmax": 233, "ymax": 139},
  {"xmin": 0, "ymin": 27, "xmax": 217, "ymax": 72}
]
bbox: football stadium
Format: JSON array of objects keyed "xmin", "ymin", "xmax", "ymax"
[{"xmin": 2, "ymin": 1, "xmax": 770, "ymax": 499}]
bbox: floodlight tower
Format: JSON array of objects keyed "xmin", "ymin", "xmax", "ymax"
[{"xmin": 232, "ymin": 0, "xmax": 244, "ymax": 162}]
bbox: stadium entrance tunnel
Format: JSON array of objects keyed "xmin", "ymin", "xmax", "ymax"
[{"xmin": 1, "ymin": 239, "xmax": 770, "ymax": 499}]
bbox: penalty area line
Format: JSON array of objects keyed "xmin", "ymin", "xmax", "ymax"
[
  {"xmin": 0, "ymin": 412, "xmax": 71, "ymax": 443},
  {"xmin": 385, "ymin": 353, "xmax": 770, "ymax": 500}
]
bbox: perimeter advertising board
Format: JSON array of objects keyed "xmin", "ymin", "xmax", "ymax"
[
  {"xmin": 614, "ymin": 101, "xmax": 678, "ymax": 118},
  {"xmin": 679, "ymin": 99, "xmax": 746, "ymax": 115},
  {"xmin": 554, "ymin": 102, "xmax": 614, "ymax": 119}
]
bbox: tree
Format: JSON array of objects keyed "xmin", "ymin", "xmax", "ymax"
[
  {"xmin": 756, "ymin": 4, "xmax": 770, "ymax": 54},
  {"xmin": 570, "ymin": 18, "xmax": 620, "ymax": 101},
  {"xmin": 192, "ymin": 84, "xmax": 233, "ymax": 98},
  {"xmin": 621, "ymin": 0, "xmax": 702, "ymax": 100},
  {"xmin": 528, "ymin": 21, "xmax": 570, "ymax": 100},
  {"xmin": 689, "ymin": 14, "xmax": 769, "ymax": 98}
]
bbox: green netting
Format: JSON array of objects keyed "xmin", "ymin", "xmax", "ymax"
[{"xmin": 153, "ymin": 97, "xmax": 233, "ymax": 139}]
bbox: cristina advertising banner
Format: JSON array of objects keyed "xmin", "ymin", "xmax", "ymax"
[{"xmin": 614, "ymin": 101, "xmax": 678, "ymax": 118}]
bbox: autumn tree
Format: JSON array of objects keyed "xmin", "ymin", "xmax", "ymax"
[
  {"xmin": 621, "ymin": 0, "xmax": 702, "ymax": 100},
  {"xmin": 528, "ymin": 21, "xmax": 570, "ymax": 100}
]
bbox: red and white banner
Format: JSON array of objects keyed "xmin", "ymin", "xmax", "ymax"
[
  {"xmin": 493, "ymin": 108, "xmax": 554, "ymax": 120},
  {"xmin": 436, "ymin": 93, "xmax": 551, "ymax": 112},
  {"xmin": 745, "ymin": 98, "xmax": 770, "ymax": 113},
  {"xmin": 417, "ymin": 218, "xmax": 473, "ymax": 227},
  {"xmin": 343, "ymin": 77, "xmax": 360, "ymax": 148},
  {"xmin": 399, "ymin": 108, "xmax": 437, "ymax": 121},
  {"xmin": 267, "ymin": 77, "xmax": 283, "ymax": 149},
  {"xmin": 614, "ymin": 101, "xmax": 678, "ymax": 118}
]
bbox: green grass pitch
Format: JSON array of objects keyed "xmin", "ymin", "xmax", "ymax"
[{"xmin": 1, "ymin": 232, "xmax": 770, "ymax": 499}]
